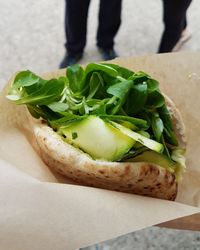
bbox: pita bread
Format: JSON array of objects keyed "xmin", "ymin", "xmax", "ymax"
[{"xmin": 26, "ymin": 94, "xmax": 185, "ymax": 201}]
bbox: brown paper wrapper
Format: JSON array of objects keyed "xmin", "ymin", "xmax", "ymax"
[{"xmin": 0, "ymin": 52, "xmax": 200, "ymax": 250}]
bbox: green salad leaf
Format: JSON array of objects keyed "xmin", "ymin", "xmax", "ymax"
[
  {"xmin": 124, "ymin": 83, "xmax": 148, "ymax": 115},
  {"xmin": 7, "ymin": 71, "xmax": 66, "ymax": 106},
  {"xmin": 67, "ymin": 64, "xmax": 85, "ymax": 93},
  {"xmin": 7, "ymin": 62, "xmax": 182, "ymax": 167},
  {"xmin": 107, "ymin": 80, "xmax": 133, "ymax": 99}
]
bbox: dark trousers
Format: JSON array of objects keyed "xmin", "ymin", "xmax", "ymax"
[
  {"xmin": 65, "ymin": 0, "xmax": 122, "ymax": 56},
  {"xmin": 158, "ymin": 0, "xmax": 192, "ymax": 53}
]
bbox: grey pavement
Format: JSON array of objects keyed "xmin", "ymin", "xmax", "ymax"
[
  {"xmin": 84, "ymin": 227, "xmax": 200, "ymax": 250},
  {"xmin": 0, "ymin": 0, "xmax": 200, "ymax": 249}
]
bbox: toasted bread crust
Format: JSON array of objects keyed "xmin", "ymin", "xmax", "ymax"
[{"xmin": 32, "ymin": 122, "xmax": 177, "ymax": 200}]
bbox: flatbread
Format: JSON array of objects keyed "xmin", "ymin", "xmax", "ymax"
[{"xmin": 27, "ymin": 95, "xmax": 185, "ymax": 201}]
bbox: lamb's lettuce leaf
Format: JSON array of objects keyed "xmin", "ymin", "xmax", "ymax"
[{"xmin": 7, "ymin": 63, "xmax": 180, "ymax": 163}]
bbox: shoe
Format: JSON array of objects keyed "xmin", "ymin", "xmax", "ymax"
[
  {"xmin": 59, "ymin": 53, "xmax": 83, "ymax": 68},
  {"xmin": 98, "ymin": 47, "xmax": 118, "ymax": 61},
  {"xmin": 172, "ymin": 27, "xmax": 192, "ymax": 52}
]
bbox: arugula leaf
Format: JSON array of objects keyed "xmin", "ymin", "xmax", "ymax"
[
  {"xmin": 50, "ymin": 113, "xmax": 87, "ymax": 129},
  {"xmin": 151, "ymin": 113, "xmax": 164, "ymax": 141},
  {"xmin": 124, "ymin": 83, "xmax": 148, "ymax": 115},
  {"xmin": 85, "ymin": 63, "xmax": 118, "ymax": 78},
  {"xmin": 67, "ymin": 64, "xmax": 85, "ymax": 93},
  {"xmin": 15, "ymin": 79, "xmax": 65, "ymax": 105},
  {"xmin": 158, "ymin": 104, "xmax": 178, "ymax": 146},
  {"xmin": 13, "ymin": 70, "xmax": 42, "ymax": 88},
  {"xmin": 106, "ymin": 80, "xmax": 134, "ymax": 115},
  {"xmin": 129, "ymin": 71, "xmax": 149, "ymax": 83},
  {"xmin": 146, "ymin": 78, "xmax": 159, "ymax": 93},
  {"xmin": 161, "ymin": 134, "xmax": 171, "ymax": 158},
  {"xmin": 146, "ymin": 90, "xmax": 165, "ymax": 109},
  {"xmin": 99, "ymin": 72, "xmax": 120, "ymax": 87},
  {"xmin": 91, "ymin": 104, "xmax": 107, "ymax": 115},
  {"xmin": 84, "ymin": 98, "xmax": 108, "ymax": 115},
  {"xmin": 27, "ymin": 105, "xmax": 60, "ymax": 120},
  {"xmin": 158, "ymin": 104, "xmax": 173, "ymax": 130},
  {"xmin": 7, "ymin": 71, "xmax": 44, "ymax": 101},
  {"xmin": 136, "ymin": 111, "xmax": 151, "ymax": 128},
  {"xmin": 87, "ymin": 72, "xmax": 106, "ymax": 99},
  {"xmin": 163, "ymin": 127, "xmax": 178, "ymax": 146},
  {"xmin": 106, "ymin": 80, "xmax": 133, "ymax": 99},
  {"xmin": 27, "ymin": 105, "xmax": 41, "ymax": 119},
  {"xmin": 102, "ymin": 63, "xmax": 134, "ymax": 79}
]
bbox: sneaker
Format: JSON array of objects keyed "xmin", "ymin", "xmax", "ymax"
[
  {"xmin": 59, "ymin": 53, "xmax": 83, "ymax": 68},
  {"xmin": 98, "ymin": 47, "xmax": 118, "ymax": 61},
  {"xmin": 172, "ymin": 27, "xmax": 192, "ymax": 52}
]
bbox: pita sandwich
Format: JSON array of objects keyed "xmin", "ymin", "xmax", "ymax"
[{"xmin": 7, "ymin": 63, "xmax": 186, "ymax": 200}]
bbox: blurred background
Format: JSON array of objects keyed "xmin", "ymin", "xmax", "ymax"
[
  {"xmin": 0, "ymin": 0, "xmax": 200, "ymax": 249},
  {"xmin": 0, "ymin": 0, "xmax": 200, "ymax": 88}
]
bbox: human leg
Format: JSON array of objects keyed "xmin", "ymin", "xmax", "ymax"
[
  {"xmin": 65, "ymin": 0, "xmax": 90, "ymax": 55},
  {"xmin": 60, "ymin": 0, "xmax": 90, "ymax": 67},
  {"xmin": 97, "ymin": 0, "xmax": 122, "ymax": 60},
  {"xmin": 158, "ymin": 0, "xmax": 192, "ymax": 53}
]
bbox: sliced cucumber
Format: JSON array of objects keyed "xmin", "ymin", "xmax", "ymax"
[
  {"xmin": 127, "ymin": 151, "xmax": 177, "ymax": 173},
  {"xmin": 110, "ymin": 121, "xmax": 164, "ymax": 153},
  {"xmin": 59, "ymin": 115, "xmax": 135, "ymax": 161}
]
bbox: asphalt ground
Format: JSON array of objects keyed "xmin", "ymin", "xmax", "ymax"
[{"xmin": 0, "ymin": 1, "xmax": 200, "ymax": 249}]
